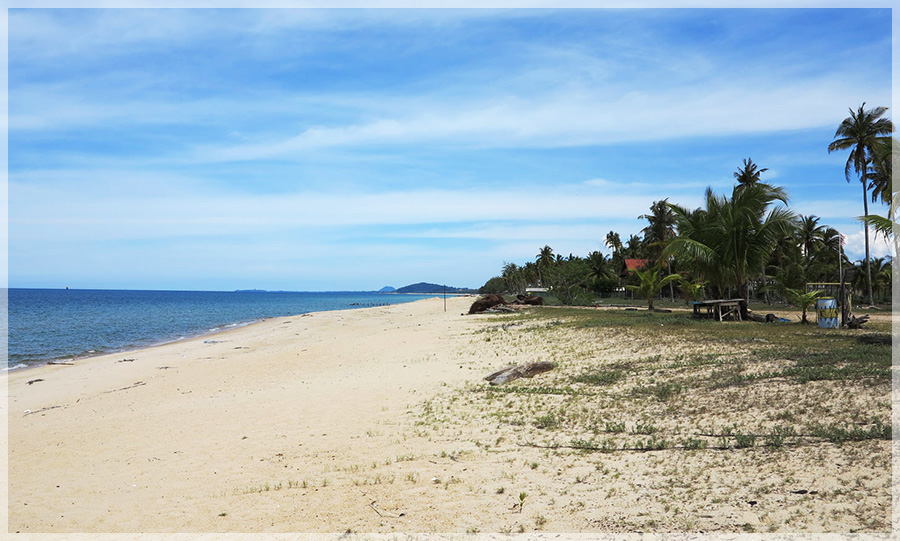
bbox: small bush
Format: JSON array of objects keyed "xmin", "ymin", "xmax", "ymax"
[{"xmin": 534, "ymin": 412, "xmax": 562, "ymax": 429}]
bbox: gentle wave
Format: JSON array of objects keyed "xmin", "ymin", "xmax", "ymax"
[{"xmin": 8, "ymin": 289, "xmax": 439, "ymax": 369}]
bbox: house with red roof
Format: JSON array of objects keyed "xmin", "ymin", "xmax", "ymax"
[{"xmin": 620, "ymin": 258, "xmax": 652, "ymax": 278}]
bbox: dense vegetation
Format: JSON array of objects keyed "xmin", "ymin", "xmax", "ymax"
[{"xmin": 481, "ymin": 104, "xmax": 895, "ymax": 308}]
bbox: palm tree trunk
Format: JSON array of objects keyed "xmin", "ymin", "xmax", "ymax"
[
  {"xmin": 862, "ymin": 179, "xmax": 874, "ymax": 305},
  {"xmin": 667, "ymin": 261, "xmax": 675, "ymax": 302}
]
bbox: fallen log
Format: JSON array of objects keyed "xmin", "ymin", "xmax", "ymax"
[
  {"xmin": 468, "ymin": 294, "xmax": 506, "ymax": 314},
  {"xmin": 484, "ymin": 361, "xmax": 555, "ymax": 386},
  {"xmin": 846, "ymin": 314, "xmax": 870, "ymax": 329},
  {"xmin": 514, "ymin": 294, "xmax": 544, "ymax": 306}
]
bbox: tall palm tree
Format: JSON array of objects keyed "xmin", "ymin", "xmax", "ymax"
[
  {"xmin": 535, "ymin": 245, "xmax": 555, "ymax": 287},
  {"xmin": 586, "ymin": 250, "xmax": 615, "ymax": 286},
  {"xmin": 605, "ymin": 231, "xmax": 623, "ymax": 256},
  {"xmin": 502, "ymin": 262, "xmax": 523, "ymax": 295},
  {"xmin": 734, "ymin": 158, "xmax": 769, "ymax": 187},
  {"xmin": 640, "ymin": 199, "xmax": 676, "ymax": 259},
  {"xmin": 827, "ymin": 103, "xmax": 894, "ymax": 305},
  {"xmin": 623, "ymin": 235, "xmax": 645, "ymax": 259},
  {"xmin": 797, "ymin": 215, "xmax": 826, "ymax": 261},
  {"xmin": 640, "ymin": 199, "xmax": 677, "ymax": 300},
  {"xmin": 866, "ymin": 136, "xmax": 896, "ymax": 206}
]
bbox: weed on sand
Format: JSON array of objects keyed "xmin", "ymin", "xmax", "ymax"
[{"xmin": 412, "ymin": 305, "xmax": 892, "ymax": 533}]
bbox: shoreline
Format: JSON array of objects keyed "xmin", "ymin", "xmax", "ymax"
[
  {"xmin": 6, "ymin": 292, "xmax": 449, "ymax": 373},
  {"xmin": 5, "ymin": 319, "xmax": 262, "ymax": 374}
]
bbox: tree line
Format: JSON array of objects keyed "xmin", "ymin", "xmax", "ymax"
[{"xmin": 480, "ymin": 103, "xmax": 894, "ymax": 312}]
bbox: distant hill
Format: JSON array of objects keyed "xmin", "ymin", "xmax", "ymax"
[
  {"xmin": 377, "ymin": 286, "xmax": 397, "ymax": 293},
  {"xmin": 392, "ymin": 282, "xmax": 476, "ymax": 294}
]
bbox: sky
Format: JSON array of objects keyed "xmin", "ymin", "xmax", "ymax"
[{"xmin": 6, "ymin": 6, "xmax": 895, "ymax": 291}]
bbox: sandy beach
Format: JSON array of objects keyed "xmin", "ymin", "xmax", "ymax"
[{"xmin": 5, "ymin": 297, "xmax": 893, "ymax": 535}]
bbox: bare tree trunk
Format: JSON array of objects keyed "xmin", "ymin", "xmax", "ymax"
[
  {"xmin": 862, "ymin": 180, "xmax": 874, "ymax": 306},
  {"xmin": 667, "ymin": 261, "xmax": 675, "ymax": 302}
]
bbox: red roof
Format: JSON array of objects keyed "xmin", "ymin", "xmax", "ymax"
[{"xmin": 624, "ymin": 259, "xmax": 651, "ymax": 271}]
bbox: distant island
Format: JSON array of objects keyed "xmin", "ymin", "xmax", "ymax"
[{"xmin": 381, "ymin": 282, "xmax": 476, "ymax": 294}]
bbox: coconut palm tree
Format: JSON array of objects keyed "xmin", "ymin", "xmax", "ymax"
[
  {"xmin": 665, "ymin": 183, "xmax": 796, "ymax": 318},
  {"xmin": 585, "ymin": 250, "xmax": 615, "ymax": 288},
  {"xmin": 866, "ymin": 136, "xmax": 896, "ymax": 206},
  {"xmin": 734, "ymin": 158, "xmax": 769, "ymax": 187},
  {"xmin": 640, "ymin": 199, "xmax": 677, "ymax": 300},
  {"xmin": 783, "ymin": 288, "xmax": 822, "ymax": 324},
  {"xmin": 797, "ymin": 215, "xmax": 827, "ymax": 261},
  {"xmin": 502, "ymin": 262, "xmax": 524, "ymax": 295},
  {"xmin": 626, "ymin": 264, "xmax": 681, "ymax": 311},
  {"xmin": 678, "ymin": 276, "xmax": 707, "ymax": 304},
  {"xmin": 535, "ymin": 245, "xmax": 555, "ymax": 286},
  {"xmin": 827, "ymin": 103, "xmax": 894, "ymax": 305},
  {"xmin": 605, "ymin": 231, "xmax": 623, "ymax": 254},
  {"xmin": 623, "ymin": 235, "xmax": 645, "ymax": 259}
]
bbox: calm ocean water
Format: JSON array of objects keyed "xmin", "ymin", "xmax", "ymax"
[{"xmin": 5, "ymin": 289, "xmax": 439, "ymax": 370}]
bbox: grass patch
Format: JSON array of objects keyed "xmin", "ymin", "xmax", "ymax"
[
  {"xmin": 572, "ymin": 369, "xmax": 626, "ymax": 386},
  {"xmin": 483, "ymin": 385, "xmax": 589, "ymax": 396},
  {"xmin": 807, "ymin": 420, "xmax": 892, "ymax": 443},
  {"xmin": 632, "ymin": 382, "xmax": 684, "ymax": 401}
]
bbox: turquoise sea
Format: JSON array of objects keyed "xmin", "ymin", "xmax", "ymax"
[{"xmin": 5, "ymin": 289, "xmax": 438, "ymax": 370}]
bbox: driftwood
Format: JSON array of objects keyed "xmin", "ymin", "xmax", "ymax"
[
  {"xmin": 746, "ymin": 313, "xmax": 782, "ymax": 323},
  {"xmin": 469, "ymin": 294, "xmax": 506, "ymax": 314},
  {"xmin": 484, "ymin": 361, "xmax": 555, "ymax": 386},
  {"xmin": 846, "ymin": 314, "xmax": 870, "ymax": 329},
  {"xmin": 514, "ymin": 295, "xmax": 544, "ymax": 306}
]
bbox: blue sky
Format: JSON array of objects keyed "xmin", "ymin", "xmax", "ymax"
[{"xmin": 7, "ymin": 7, "xmax": 895, "ymax": 291}]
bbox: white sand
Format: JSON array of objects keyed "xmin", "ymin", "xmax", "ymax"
[{"xmin": 5, "ymin": 298, "xmax": 892, "ymax": 535}]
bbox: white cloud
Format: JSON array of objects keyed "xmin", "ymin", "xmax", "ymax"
[
  {"xmin": 187, "ymin": 75, "xmax": 888, "ymax": 161},
  {"xmin": 9, "ymin": 178, "xmax": 663, "ymax": 243},
  {"xmin": 841, "ymin": 227, "xmax": 893, "ymax": 261}
]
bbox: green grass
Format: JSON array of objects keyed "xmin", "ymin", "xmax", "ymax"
[{"xmin": 572, "ymin": 369, "xmax": 626, "ymax": 386}]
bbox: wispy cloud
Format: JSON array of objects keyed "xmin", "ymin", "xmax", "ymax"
[
  {"xmin": 8, "ymin": 8, "xmax": 893, "ymax": 289},
  {"xmin": 10, "ymin": 176, "xmax": 675, "ymax": 241}
]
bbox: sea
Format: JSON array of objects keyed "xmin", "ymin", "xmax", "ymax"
[{"xmin": 5, "ymin": 288, "xmax": 440, "ymax": 371}]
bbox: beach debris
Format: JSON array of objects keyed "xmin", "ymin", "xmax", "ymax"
[
  {"xmin": 514, "ymin": 294, "xmax": 544, "ymax": 306},
  {"xmin": 846, "ymin": 314, "xmax": 870, "ymax": 329},
  {"xmin": 47, "ymin": 361, "xmax": 74, "ymax": 366},
  {"xmin": 27, "ymin": 379, "xmax": 44, "ymax": 385},
  {"xmin": 468, "ymin": 294, "xmax": 507, "ymax": 314},
  {"xmin": 484, "ymin": 361, "xmax": 555, "ymax": 385},
  {"xmin": 102, "ymin": 381, "xmax": 146, "ymax": 394},
  {"xmin": 486, "ymin": 305, "xmax": 516, "ymax": 313},
  {"xmin": 369, "ymin": 500, "xmax": 404, "ymax": 518},
  {"xmin": 117, "ymin": 358, "xmax": 136, "ymax": 362},
  {"xmin": 23, "ymin": 404, "xmax": 63, "ymax": 416}
]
